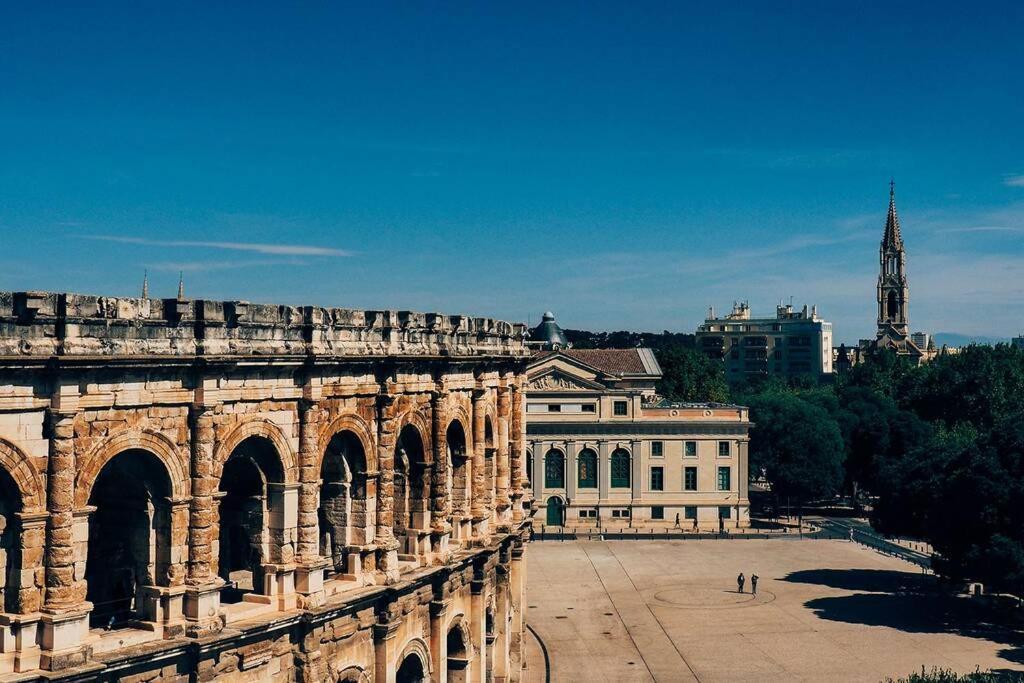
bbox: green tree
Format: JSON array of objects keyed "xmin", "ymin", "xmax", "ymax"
[
  {"xmin": 745, "ymin": 392, "xmax": 844, "ymax": 518},
  {"xmin": 654, "ymin": 346, "xmax": 729, "ymax": 403}
]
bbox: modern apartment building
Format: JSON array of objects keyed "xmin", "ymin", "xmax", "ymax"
[{"xmin": 696, "ymin": 301, "xmax": 833, "ymax": 380}]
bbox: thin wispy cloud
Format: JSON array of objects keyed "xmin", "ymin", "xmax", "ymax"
[
  {"xmin": 83, "ymin": 235, "xmax": 351, "ymax": 256},
  {"xmin": 1003, "ymin": 175, "xmax": 1024, "ymax": 188},
  {"xmin": 145, "ymin": 259, "xmax": 307, "ymax": 273}
]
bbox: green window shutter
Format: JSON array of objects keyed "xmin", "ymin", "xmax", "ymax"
[
  {"xmin": 577, "ymin": 449, "xmax": 597, "ymax": 488},
  {"xmin": 610, "ymin": 449, "xmax": 630, "ymax": 488},
  {"xmin": 545, "ymin": 451, "xmax": 565, "ymax": 488}
]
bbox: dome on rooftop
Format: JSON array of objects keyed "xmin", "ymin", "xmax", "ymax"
[{"xmin": 530, "ymin": 311, "xmax": 568, "ymax": 349}]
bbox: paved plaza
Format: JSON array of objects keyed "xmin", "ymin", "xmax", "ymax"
[{"xmin": 524, "ymin": 539, "xmax": 1024, "ymax": 682}]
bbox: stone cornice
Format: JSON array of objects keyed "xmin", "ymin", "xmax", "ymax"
[{"xmin": 0, "ymin": 290, "xmax": 529, "ymax": 361}]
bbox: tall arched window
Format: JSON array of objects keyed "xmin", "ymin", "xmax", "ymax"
[
  {"xmin": 577, "ymin": 449, "xmax": 597, "ymax": 488},
  {"xmin": 610, "ymin": 448, "xmax": 630, "ymax": 488},
  {"xmin": 544, "ymin": 450, "xmax": 565, "ymax": 489},
  {"xmin": 887, "ymin": 291, "xmax": 899, "ymax": 319}
]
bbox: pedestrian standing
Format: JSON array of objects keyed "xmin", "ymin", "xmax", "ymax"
[
  {"xmin": 737, "ymin": 572, "xmax": 745, "ymax": 593},
  {"xmin": 692, "ymin": 517, "xmax": 698, "ymax": 532},
  {"xmin": 751, "ymin": 574, "xmax": 759, "ymax": 595}
]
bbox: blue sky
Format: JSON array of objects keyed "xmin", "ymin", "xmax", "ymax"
[{"xmin": 2, "ymin": 2, "xmax": 1022, "ymax": 343}]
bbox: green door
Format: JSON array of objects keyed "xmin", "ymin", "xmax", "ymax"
[{"xmin": 546, "ymin": 497, "xmax": 564, "ymax": 526}]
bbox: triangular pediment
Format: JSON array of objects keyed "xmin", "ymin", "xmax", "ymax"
[{"xmin": 525, "ymin": 368, "xmax": 604, "ymax": 392}]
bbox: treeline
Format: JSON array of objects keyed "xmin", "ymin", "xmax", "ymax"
[{"xmin": 562, "ymin": 328, "xmax": 695, "ymax": 351}]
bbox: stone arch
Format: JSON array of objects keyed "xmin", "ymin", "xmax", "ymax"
[
  {"xmin": 335, "ymin": 665, "xmax": 371, "ymax": 683},
  {"xmin": 317, "ymin": 412, "xmax": 378, "ymax": 473},
  {"xmin": 0, "ymin": 437, "xmax": 44, "ymax": 512},
  {"xmin": 446, "ymin": 613, "xmax": 473, "ymax": 681},
  {"xmin": 446, "ymin": 405, "xmax": 472, "ymax": 445},
  {"xmin": 76, "ymin": 430, "xmax": 187, "ymax": 508},
  {"xmin": 395, "ymin": 637, "xmax": 432, "ymax": 681},
  {"xmin": 396, "ymin": 409, "xmax": 432, "ymax": 464},
  {"xmin": 214, "ymin": 418, "xmax": 298, "ymax": 483},
  {"xmin": 446, "ymin": 612, "xmax": 473, "ymax": 656}
]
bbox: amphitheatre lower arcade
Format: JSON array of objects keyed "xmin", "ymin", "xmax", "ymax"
[{"xmin": 0, "ymin": 290, "xmax": 532, "ymax": 682}]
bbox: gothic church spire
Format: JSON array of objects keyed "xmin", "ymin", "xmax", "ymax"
[{"xmin": 882, "ymin": 178, "xmax": 903, "ymax": 248}]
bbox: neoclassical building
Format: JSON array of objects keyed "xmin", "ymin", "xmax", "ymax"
[
  {"xmin": 0, "ymin": 290, "xmax": 532, "ymax": 682},
  {"xmin": 523, "ymin": 314, "xmax": 751, "ymax": 530}
]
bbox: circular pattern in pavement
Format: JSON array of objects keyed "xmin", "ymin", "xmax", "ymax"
[{"xmin": 647, "ymin": 586, "xmax": 777, "ymax": 609}]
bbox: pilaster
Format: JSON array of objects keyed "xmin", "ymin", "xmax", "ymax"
[
  {"xmin": 375, "ymin": 392, "xmax": 401, "ymax": 583},
  {"xmin": 429, "ymin": 390, "xmax": 453, "ymax": 564},
  {"xmin": 471, "ymin": 388, "xmax": 489, "ymax": 539},
  {"xmin": 184, "ymin": 400, "xmax": 223, "ymax": 636},
  {"xmin": 296, "ymin": 396, "xmax": 328, "ymax": 607},
  {"xmin": 40, "ymin": 404, "xmax": 91, "ymax": 672}
]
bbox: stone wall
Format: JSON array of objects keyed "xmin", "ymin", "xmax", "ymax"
[{"xmin": 0, "ymin": 291, "xmax": 533, "ymax": 681}]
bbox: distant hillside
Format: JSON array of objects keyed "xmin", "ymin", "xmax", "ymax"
[
  {"xmin": 562, "ymin": 329, "xmax": 696, "ymax": 350},
  {"xmin": 932, "ymin": 332, "xmax": 1013, "ymax": 347}
]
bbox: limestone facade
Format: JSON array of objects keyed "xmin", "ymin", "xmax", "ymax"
[
  {"xmin": 0, "ymin": 290, "xmax": 532, "ymax": 682},
  {"xmin": 524, "ymin": 348, "xmax": 750, "ymax": 530}
]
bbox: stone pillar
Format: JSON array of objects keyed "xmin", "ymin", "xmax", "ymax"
[
  {"xmin": 14, "ymin": 511, "xmax": 46, "ymax": 614},
  {"xmin": 495, "ymin": 386, "xmax": 511, "ymax": 521},
  {"xmin": 429, "ymin": 598, "xmax": 450, "ymax": 683},
  {"xmin": 265, "ymin": 482, "xmax": 299, "ymax": 610},
  {"xmin": 508, "ymin": 541, "xmax": 526, "ymax": 682},
  {"xmin": 373, "ymin": 619, "xmax": 403, "ymax": 683},
  {"xmin": 184, "ymin": 403, "xmax": 222, "ymax": 636},
  {"xmin": 6, "ymin": 511, "xmax": 46, "ymax": 672},
  {"xmin": 597, "ymin": 440, "xmax": 610, "ymax": 502},
  {"xmin": 530, "ymin": 443, "xmax": 544, "ymax": 500},
  {"xmin": 295, "ymin": 397, "xmax": 328, "ymax": 607},
  {"xmin": 565, "ymin": 441, "xmax": 578, "ymax": 511},
  {"xmin": 509, "ymin": 384, "xmax": 526, "ymax": 522},
  {"xmin": 375, "ymin": 393, "xmax": 401, "ymax": 583},
  {"xmin": 40, "ymin": 407, "xmax": 91, "ymax": 671},
  {"xmin": 471, "ymin": 389, "xmax": 488, "ymax": 539},
  {"xmin": 471, "ymin": 574, "xmax": 487, "ymax": 683},
  {"xmin": 430, "ymin": 390, "xmax": 452, "ymax": 561}
]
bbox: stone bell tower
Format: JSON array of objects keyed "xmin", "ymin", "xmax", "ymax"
[{"xmin": 877, "ymin": 180, "xmax": 910, "ymax": 339}]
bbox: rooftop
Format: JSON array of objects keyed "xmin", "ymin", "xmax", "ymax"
[{"xmin": 532, "ymin": 347, "xmax": 661, "ymax": 376}]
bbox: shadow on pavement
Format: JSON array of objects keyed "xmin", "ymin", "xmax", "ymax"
[
  {"xmin": 782, "ymin": 568, "xmax": 931, "ymax": 594},
  {"xmin": 787, "ymin": 568, "xmax": 1024, "ymax": 667}
]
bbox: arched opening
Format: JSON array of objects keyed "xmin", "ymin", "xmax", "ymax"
[
  {"xmin": 485, "ymin": 607, "xmax": 495, "ymax": 682},
  {"xmin": 320, "ymin": 431, "xmax": 369, "ymax": 578},
  {"xmin": 85, "ymin": 449, "xmax": 172, "ymax": 627},
  {"xmin": 545, "ymin": 496, "xmax": 565, "ymax": 526},
  {"xmin": 543, "ymin": 449, "xmax": 564, "ymax": 489},
  {"xmin": 610, "ymin": 448, "xmax": 631, "ymax": 489},
  {"xmin": 577, "ymin": 449, "xmax": 597, "ymax": 489},
  {"xmin": 394, "ymin": 425, "xmax": 430, "ymax": 555},
  {"xmin": 396, "ymin": 652, "xmax": 426, "ymax": 683},
  {"xmin": 447, "ymin": 421, "xmax": 470, "ymax": 527},
  {"xmin": 0, "ymin": 467, "xmax": 23, "ymax": 614},
  {"xmin": 484, "ymin": 418, "xmax": 496, "ymax": 512},
  {"xmin": 218, "ymin": 436, "xmax": 284, "ymax": 603},
  {"xmin": 446, "ymin": 620, "xmax": 470, "ymax": 683},
  {"xmin": 887, "ymin": 291, "xmax": 899, "ymax": 320}
]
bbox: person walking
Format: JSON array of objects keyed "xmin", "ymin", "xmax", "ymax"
[
  {"xmin": 674, "ymin": 513, "xmax": 681, "ymax": 529},
  {"xmin": 751, "ymin": 574, "xmax": 759, "ymax": 595},
  {"xmin": 737, "ymin": 572, "xmax": 745, "ymax": 593},
  {"xmin": 692, "ymin": 517, "xmax": 698, "ymax": 532}
]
